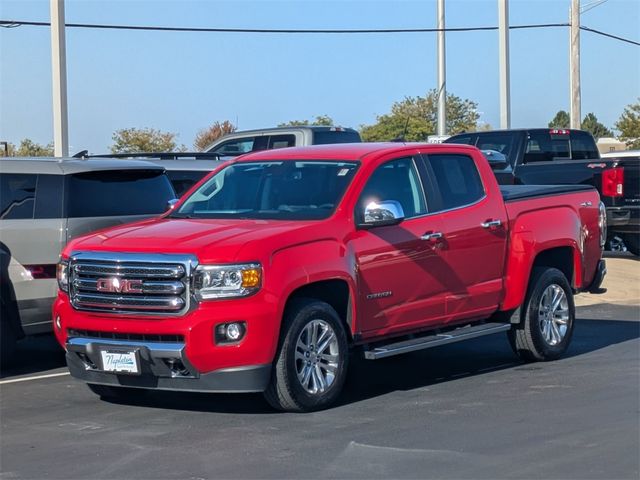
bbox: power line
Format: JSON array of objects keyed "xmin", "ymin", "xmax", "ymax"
[
  {"xmin": 1, "ymin": 19, "xmax": 637, "ymax": 46},
  {"xmin": 580, "ymin": 25, "xmax": 640, "ymax": 46},
  {"xmin": 0, "ymin": 19, "xmax": 569, "ymax": 34}
]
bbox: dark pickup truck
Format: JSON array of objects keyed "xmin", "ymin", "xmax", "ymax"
[{"xmin": 444, "ymin": 129, "xmax": 640, "ymax": 255}]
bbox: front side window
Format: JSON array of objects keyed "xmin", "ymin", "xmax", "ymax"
[
  {"xmin": 357, "ymin": 157, "xmax": 427, "ymax": 220},
  {"xmin": 174, "ymin": 160, "xmax": 359, "ymax": 220},
  {"xmin": 425, "ymin": 154, "xmax": 485, "ymax": 211},
  {"xmin": 66, "ymin": 170, "xmax": 175, "ymax": 218},
  {"xmin": 0, "ymin": 173, "xmax": 36, "ymax": 220},
  {"xmin": 475, "ymin": 134, "xmax": 516, "ymax": 165},
  {"xmin": 211, "ymin": 138, "xmax": 256, "ymax": 156}
]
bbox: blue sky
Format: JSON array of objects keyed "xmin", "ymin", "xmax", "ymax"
[{"xmin": 0, "ymin": 0, "xmax": 638, "ymax": 153}]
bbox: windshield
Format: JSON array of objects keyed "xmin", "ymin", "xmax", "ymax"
[{"xmin": 173, "ymin": 161, "xmax": 359, "ymax": 220}]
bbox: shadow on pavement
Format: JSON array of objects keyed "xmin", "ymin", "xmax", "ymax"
[
  {"xmin": 94, "ymin": 314, "xmax": 639, "ymax": 414},
  {"xmin": 0, "ymin": 334, "xmax": 66, "ymax": 379}
]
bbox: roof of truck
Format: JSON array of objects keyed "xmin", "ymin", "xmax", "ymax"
[
  {"xmin": 0, "ymin": 157, "xmax": 165, "ymax": 175},
  {"xmin": 232, "ymin": 142, "xmax": 477, "ymax": 163}
]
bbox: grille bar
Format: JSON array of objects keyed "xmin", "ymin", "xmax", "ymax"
[
  {"xmin": 73, "ymin": 262, "xmax": 185, "ymax": 278},
  {"xmin": 73, "ymin": 278, "xmax": 185, "ymax": 295},
  {"xmin": 73, "ymin": 293, "xmax": 185, "ymax": 311}
]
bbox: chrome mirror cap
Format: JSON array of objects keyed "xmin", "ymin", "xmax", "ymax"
[{"xmin": 362, "ymin": 200, "xmax": 405, "ymax": 227}]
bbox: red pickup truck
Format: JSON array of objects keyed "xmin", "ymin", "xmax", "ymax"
[{"xmin": 53, "ymin": 143, "xmax": 606, "ymax": 412}]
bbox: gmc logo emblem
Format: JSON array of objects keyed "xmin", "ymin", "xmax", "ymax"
[{"xmin": 96, "ymin": 278, "xmax": 143, "ymax": 294}]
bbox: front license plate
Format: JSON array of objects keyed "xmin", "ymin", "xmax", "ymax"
[{"xmin": 100, "ymin": 350, "xmax": 140, "ymax": 374}]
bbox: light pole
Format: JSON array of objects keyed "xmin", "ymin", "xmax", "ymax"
[
  {"xmin": 498, "ymin": 0, "xmax": 511, "ymax": 129},
  {"xmin": 569, "ymin": 0, "xmax": 581, "ymax": 129},
  {"xmin": 50, "ymin": 0, "xmax": 69, "ymax": 157},
  {"xmin": 436, "ymin": 0, "xmax": 446, "ymax": 136}
]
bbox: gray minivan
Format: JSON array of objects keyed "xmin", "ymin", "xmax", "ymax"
[{"xmin": 0, "ymin": 157, "xmax": 176, "ymax": 363}]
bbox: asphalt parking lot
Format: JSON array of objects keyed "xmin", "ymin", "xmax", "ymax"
[{"xmin": 1, "ymin": 254, "xmax": 638, "ymax": 480}]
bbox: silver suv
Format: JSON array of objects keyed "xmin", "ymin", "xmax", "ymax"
[{"xmin": 0, "ymin": 157, "xmax": 176, "ymax": 363}]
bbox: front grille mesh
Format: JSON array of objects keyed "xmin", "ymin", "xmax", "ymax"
[{"xmin": 69, "ymin": 257, "xmax": 190, "ymax": 315}]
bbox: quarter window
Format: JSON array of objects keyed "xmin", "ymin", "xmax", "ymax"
[
  {"xmin": 0, "ymin": 173, "xmax": 36, "ymax": 220},
  {"xmin": 425, "ymin": 154, "xmax": 484, "ymax": 211},
  {"xmin": 357, "ymin": 157, "xmax": 427, "ymax": 220}
]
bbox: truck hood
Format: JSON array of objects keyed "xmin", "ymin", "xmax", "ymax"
[{"xmin": 65, "ymin": 217, "xmax": 324, "ymax": 263}]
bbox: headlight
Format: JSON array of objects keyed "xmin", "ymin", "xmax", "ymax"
[
  {"xmin": 193, "ymin": 263, "xmax": 261, "ymax": 300},
  {"xmin": 57, "ymin": 260, "xmax": 69, "ymax": 292}
]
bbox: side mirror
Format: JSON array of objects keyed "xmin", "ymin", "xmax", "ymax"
[
  {"xmin": 481, "ymin": 149, "xmax": 509, "ymax": 170},
  {"xmin": 167, "ymin": 198, "xmax": 179, "ymax": 210},
  {"xmin": 360, "ymin": 201, "xmax": 405, "ymax": 228}
]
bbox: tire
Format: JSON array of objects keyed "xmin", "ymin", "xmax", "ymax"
[
  {"xmin": 264, "ymin": 299, "xmax": 349, "ymax": 412},
  {"xmin": 87, "ymin": 383, "xmax": 146, "ymax": 400},
  {"xmin": 624, "ymin": 234, "xmax": 639, "ymax": 256},
  {"xmin": 508, "ymin": 267, "xmax": 575, "ymax": 362}
]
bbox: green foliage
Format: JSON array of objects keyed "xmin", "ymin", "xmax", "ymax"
[
  {"xmin": 6, "ymin": 138, "xmax": 54, "ymax": 156},
  {"xmin": 581, "ymin": 113, "xmax": 613, "ymax": 140},
  {"xmin": 278, "ymin": 115, "xmax": 334, "ymax": 127},
  {"xmin": 359, "ymin": 90, "xmax": 479, "ymax": 142},
  {"xmin": 548, "ymin": 110, "xmax": 570, "ymax": 129},
  {"xmin": 194, "ymin": 120, "xmax": 237, "ymax": 151},
  {"xmin": 615, "ymin": 99, "xmax": 640, "ymax": 149},
  {"xmin": 110, "ymin": 127, "xmax": 178, "ymax": 154}
]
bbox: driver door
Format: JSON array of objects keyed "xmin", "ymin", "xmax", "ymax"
[{"xmin": 348, "ymin": 156, "xmax": 448, "ymax": 337}]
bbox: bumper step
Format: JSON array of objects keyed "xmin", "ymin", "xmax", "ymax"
[{"xmin": 363, "ymin": 322, "xmax": 511, "ymax": 360}]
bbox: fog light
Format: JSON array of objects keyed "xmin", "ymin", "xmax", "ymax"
[
  {"xmin": 55, "ymin": 315, "xmax": 61, "ymax": 331},
  {"xmin": 214, "ymin": 322, "xmax": 246, "ymax": 344}
]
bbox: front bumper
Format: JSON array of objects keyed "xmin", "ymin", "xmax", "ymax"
[{"xmin": 65, "ymin": 336, "xmax": 271, "ymax": 392}]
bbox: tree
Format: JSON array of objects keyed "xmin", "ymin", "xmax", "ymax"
[
  {"xmin": 359, "ymin": 90, "xmax": 479, "ymax": 142},
  {"xmin": 278, "ymin": 115, "xmax": 334, "ymax": 127},
  {"xmin": 581, "ymin": 113, "xmax": 613, "ymax": 140},
  {"xmin": 194, "ymin": 120, "xmax": 237, "ymax": 151},
  {"xmin": 615, "ymin": 99, "xmax": 640, "ymax": 149},
  {"xmin": 548, "ymin": 110, "xmax": 570, "ymax": 129},
  {"xmin": 7, "ymin": 138, "xmax": 54, "ymax": 156},
  {"xmin": 110, "ymin": 127, "xmax": 178, "ymax": 153}
]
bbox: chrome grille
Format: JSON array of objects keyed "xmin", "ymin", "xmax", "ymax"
[{"xmin": 68, "ymin": 252, "xmax": 197, "ymax": 316}]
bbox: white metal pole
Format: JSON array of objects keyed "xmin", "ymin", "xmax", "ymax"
[
  {"xmin": 498, "ymin": 0, "xmax": 511, "ymax": 129},
  {"xmin": 436, "ymin": 0, "xmax": 446, "ymax": 136},
  {"xmin": 569, "ymin": 0, "xmax": 581, "ymax": 129},
  {"xmin": 50, "ymin": 0, "xmax": 69, "ymax": 157}
]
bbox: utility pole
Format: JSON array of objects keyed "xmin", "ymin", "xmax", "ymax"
[
  {"xmin": 498, "ymin": 0, "xmax": 511, "ymax": 129},
  {"xmin": 50, "ymin": 0, "xmax": 69, "ymax": 157},
  {"xmin": 436, "ymin": 0, "xmax": 446, "ymax": 136},
  {"xmin": 569, "ymin": 0, "xmax": 581, "ymax": 129}
]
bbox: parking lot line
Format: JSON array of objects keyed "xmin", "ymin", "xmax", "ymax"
[{"xmin": 0, "ymin": 372, "xmax": 70, "ymax": 385}]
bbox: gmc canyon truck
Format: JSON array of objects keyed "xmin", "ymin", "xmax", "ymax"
[
  {"xmin": 53, "ymin": 143, "xmax": 606, "ymax": 412},
  {"xmin": 444, "ymin": 129, "xmax": 639, "ymax": 255}
]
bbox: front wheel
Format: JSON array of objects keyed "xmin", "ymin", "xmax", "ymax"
[
  {"xmin": 508, "ymin": 267, "xmax": 575, "ymax": 362},
  {"xmin": 264, "ymin": 299, "xmax": 349, "ymax": 412}
]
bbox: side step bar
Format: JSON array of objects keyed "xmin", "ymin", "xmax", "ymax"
[{"xmin": 363, "ymin": 322, "xmax": 511, "ymax": 360}]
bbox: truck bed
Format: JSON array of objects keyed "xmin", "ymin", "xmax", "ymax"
[{"xmin": 500, "ymin": 184, "xmax": 596, "ymax": 202}]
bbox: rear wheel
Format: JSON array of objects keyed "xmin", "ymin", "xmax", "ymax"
[
  {"xmin": 508, "ymin": 267, "xmax": 575, "ymax": 362},
  {"xmin": 264, "ymin": 299, "xmax": 349, "ymax": 412},
  {"xmin": 624, "ymin": 234, "xmax": 639, "ymax": 256}
]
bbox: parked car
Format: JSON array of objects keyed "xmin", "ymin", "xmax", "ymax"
[
  {"xmin": 444, "ymin": 129, "xmax": 640, "ymax": 255},
  {"xmin": 204, "ymin": 126, "xmax": 362, "ymax": 155},
  {"xmin": 88, "ymin": 152, "xmax": 223, "ymax": 197},
  {"xmin": 54, "ymin": 143, "xmax": 605, "ymax": 411},
  {"xmin": 0, "ymin": 157, "xmax": 176, "ymax": 364}
]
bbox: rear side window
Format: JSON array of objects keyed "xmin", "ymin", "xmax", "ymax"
[
  {"xmin": 312, "ymin": 130, "xmax": 361, "ymax": 145},
  {"xmin": 66, "ymin": 170, "xmax": 175, "ymax": 218},
  {"xmin": 268, "ymin": 134, "xmax": 296, "ymax": 149},
  {"xmin": 166, "ymin": 170, "xmax": 209, "ymax": 197},
  {"xmin": 425, "ymin": 154, "xmax": 485, "ymax": 211},
  {"xmin": 475, "ymin": 134, "xmax": 516, "ymax": 165},
  {"xmin": 0, "ymin": 173, "xmax": 36, "ymax": 220}
]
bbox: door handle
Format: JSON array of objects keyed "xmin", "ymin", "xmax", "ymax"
[
  {"xmin": 481, "ymin": 219, "xmax": 502, "ymax": 229},
  {"xmin": 421, "ymin": 232, "xmax": 443, "ymax": 241}
]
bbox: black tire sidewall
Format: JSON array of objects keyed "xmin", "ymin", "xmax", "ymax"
[
  {"xmin": 525, "ymin": 268, "xmax": 575, "ymax": 359},
  {"xmin": 280, "ymin": 301, "xmax": 348, "ymax": 411}
]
